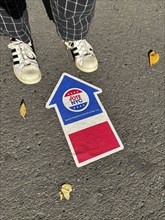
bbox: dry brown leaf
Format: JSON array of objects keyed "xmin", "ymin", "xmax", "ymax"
[
  {"xmin": 149, "ymin": 50, "xmax": 160, "ymax": 66},
  {"xmin": 20, "ymin": 100, "xmax": 26, "ymax": 119},
  {"xmin": 60, "ymin": 184, "xmax": 72, "ymax": 201}
]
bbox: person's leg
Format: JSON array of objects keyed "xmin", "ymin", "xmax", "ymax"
[
  {"xmin": 0, "ymin": 0, "xmax": 41, "ymax": 84},
  {"xmin": 49, "ymin": 0, "xmax": 96, "ymax": 41},
  {"xmin": 50, "ymin": 0, "xmax": 98, "ymax": 73},
  {"xmin": 0, "ymin": 0, "xmax": 31, "ymax": 43}
]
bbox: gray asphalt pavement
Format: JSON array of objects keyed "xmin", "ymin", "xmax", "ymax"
[{"xmin": 0, "ymin": 0, "xmax": 165, "ymax": 219}]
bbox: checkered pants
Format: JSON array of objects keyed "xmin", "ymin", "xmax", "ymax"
[{"xmin": 0, "ymin": 0, "xmax": 96, "ymax": 43}]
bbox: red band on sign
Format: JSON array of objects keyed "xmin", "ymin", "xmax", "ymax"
[{"xmin": 69, "ymin": 121, "xmax": 120, "ymax": 163}]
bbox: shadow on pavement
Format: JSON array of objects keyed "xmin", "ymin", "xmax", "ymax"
[{"xmin": 42, "ymin": 0, "xmax": 53, "ymax": 20}]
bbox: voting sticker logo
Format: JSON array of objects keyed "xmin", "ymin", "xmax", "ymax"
[{"xmin": 63, "ymin": 88, "xmax": 89, "ymax": 112}]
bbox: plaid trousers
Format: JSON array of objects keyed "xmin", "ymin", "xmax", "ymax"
[{"xmin": 0, "ymin": 0, "xmax": 96, "ymax": 43}]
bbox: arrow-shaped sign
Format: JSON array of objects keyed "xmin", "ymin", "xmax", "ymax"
[{"xmin": 46, "ymin": 73, "xmax": 124, "ymax": 167}]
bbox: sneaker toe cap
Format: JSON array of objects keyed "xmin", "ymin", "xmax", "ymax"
[
  {"xmin": 76, "ymin": 55, "xmax": 98, "ymax": 72},
  {"xmin": 20, "ymin": 66, "xmax": 42, "ymax": 84}
]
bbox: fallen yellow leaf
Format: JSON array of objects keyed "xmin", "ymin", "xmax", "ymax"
[
  {"xmin": 60, "ymin": 184, "xmax": 72, "ymax": 201},
  {"xmin": 149, "ymin": 50, "xmax": 160, "ymax": 66},
  {"xmin": 20, "ymin": 100, "xmax": 26, "ymax": 119},
  {"xmin": 59, "ymin": 192, "xmax": 63, "ymax": 201}
]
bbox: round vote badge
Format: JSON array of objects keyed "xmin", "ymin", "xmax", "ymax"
[{"xmin": 63, "ymin": 88, "xmax": 89, "ymax": 112}]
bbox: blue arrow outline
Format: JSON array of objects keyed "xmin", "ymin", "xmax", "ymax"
[{"xmin": 46, "ymin": 73, "xmax": 103, "ymax": 125}]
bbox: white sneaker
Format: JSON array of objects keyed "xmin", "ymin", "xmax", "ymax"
[
  {"xmin": 64, "ymin": 39, "xmax": 98, "ymax": 73},
  {"xmin": 8, "ymin": 39, "xmax": 42, "ymax": 84}
]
